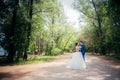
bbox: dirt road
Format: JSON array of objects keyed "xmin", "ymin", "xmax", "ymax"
[{"xmin": 0, "ymin": 53, "xmax": 120, "ymax": 80}]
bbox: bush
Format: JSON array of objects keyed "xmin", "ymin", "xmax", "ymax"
[{"xmin": 51, "ymin": 48, "xmax": 63, "ymax": 56}]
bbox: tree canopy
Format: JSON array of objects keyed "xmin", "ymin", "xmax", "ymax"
[
  {"xmin": 74, "ymin": 0, "xmax": 120, "ymax": 56},
  {"xmin": 0, "ymin": 0, "xmax": 79, "ymax": 62},
  {"xmin": 0, "ymin": 0, "xmax": 120, "ymax": 63}
]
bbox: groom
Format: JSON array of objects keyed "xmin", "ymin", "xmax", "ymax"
[{"xmin": 79, "ymin": 41, "xmax": 85, "ymax": 60}]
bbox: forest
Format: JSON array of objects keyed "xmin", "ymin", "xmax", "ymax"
[{"xmin": 0, "ymin": 0, "xmax": 120, "ymax": 63}]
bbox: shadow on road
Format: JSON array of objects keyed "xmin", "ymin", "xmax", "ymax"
[
  {"xmin": 0, "ymin": 54, "xmax": 120, "ymax": 80},
  {"xmin": 0, "ymin": 71, "xmax": 32, "ymax": 80}
]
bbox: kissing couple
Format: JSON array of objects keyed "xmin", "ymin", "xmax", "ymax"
[{"xmin": 67, "ymin": 40, "xmax": 86, "ymax": 69}]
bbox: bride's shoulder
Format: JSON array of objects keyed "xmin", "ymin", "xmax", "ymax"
[
  {"xmin": 76, "ymin": 46, "xmax": 80, "ymax": 48},
  {"xmin": 76, "ymin": 46, "xmax": 80, "ymax": 49},
  {"xmin": 75, "ymin": 46, "xmax": 80, "ymax": 52}
]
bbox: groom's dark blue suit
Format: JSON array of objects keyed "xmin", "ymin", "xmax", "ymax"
[{"xmin": 80, "ymin": 43, "xmax": 85, "ymax": 60}]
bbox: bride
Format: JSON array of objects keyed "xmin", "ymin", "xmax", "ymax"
[{"xmin": 67, "ymin": 42, "xmax": 86, "ymax": 69}]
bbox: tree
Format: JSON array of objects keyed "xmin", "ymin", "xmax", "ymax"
[
  {"xmin": 106, "ymin": 0, "xmax": 120, "ymax": 55},
  {"xmin": 73, "ymin": 0, "xmax": 108, "ymax": 55}
]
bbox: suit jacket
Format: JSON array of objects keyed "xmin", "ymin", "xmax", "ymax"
[{"xmin": 80, "ymin": 43, "xmax": 85, "ymax": 55}]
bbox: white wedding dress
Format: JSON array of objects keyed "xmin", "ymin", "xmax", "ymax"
[{"xmin": 67, "ymin": 46, "xmax": 86, "ymax": 69}]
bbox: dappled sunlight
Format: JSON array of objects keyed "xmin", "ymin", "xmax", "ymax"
[
  {"xmin": 0, "ymin": 54, "xmax": 120, "ymax": 80},
  {"xmin": 0, "ymin": 0, "xmax": 120, "ymax": 80},
  {"xmin": 16, "ymin": 54, "xmax": 120, "ymax": 80},
  {"xmin": 85, "ymin": 58, "xmax": 92, "ymax": 63}
]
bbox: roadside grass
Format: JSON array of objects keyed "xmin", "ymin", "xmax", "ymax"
[
  {"xmin": 88, "ymin": 53, "xmax": 120, "ymax": 61},
  {"xmin": 106, "ymin": 55, "xmax": 120, "ymax": 60},
  {"xmin": 0, "ymin": 55, "xmax": 55, "ymax": 66}
]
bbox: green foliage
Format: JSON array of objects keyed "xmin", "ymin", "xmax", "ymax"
[
  {"xmin": 0, "ymin": 0, "xmax": 81, "ymax": 63},
  {"xmin": 30, "ymin": 0, "xmax": 78, "ymax": 55},
  {"xmin": 74, "ymin": 0, "xmax": 120, "ymax": 56},
  {"xmin": 51, "ymin": 48, "xmax": 63, "ymax": 56},
  {"xmin": 28, "ymin": 42, "xmax": 37, "ymax": 53}
]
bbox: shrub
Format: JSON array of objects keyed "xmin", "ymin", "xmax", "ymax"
[{"xmin": 51, "ymin": 48, "xmax": 63, "ymax": 56}]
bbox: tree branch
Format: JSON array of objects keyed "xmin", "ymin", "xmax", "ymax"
[
  {"xmin": 32, "ymin": 8, "xmax": 53, "ymax": 15},
  {"xmin": 80, "ymin": 10, "xmax": 98, "ymax": 20},
  {"xmin": 32, "ymin": 10, "xmax": 48, "ymax": 15}
]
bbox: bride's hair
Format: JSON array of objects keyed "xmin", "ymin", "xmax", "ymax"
[{"xmin": 75, "ymin": 42, "xmax": 78, "ymax": 46}]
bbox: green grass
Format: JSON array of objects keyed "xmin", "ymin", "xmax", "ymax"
[
  {"xmin": 0, "ymin": 56, "xmax": 55, "ymax": 66},
  {"xmin": 106, "ymin": 55, "xmax": 120, "ymax": 60}
]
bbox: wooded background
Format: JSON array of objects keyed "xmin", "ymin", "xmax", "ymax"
[{"xmin": 0, "ymin": 0, "xmax": 119, "ymax": 63}]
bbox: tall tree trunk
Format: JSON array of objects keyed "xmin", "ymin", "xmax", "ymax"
[
  {"xmin": 23, "ymin": 0, "xmax": 33, "ymax": 60},
  {"xmin": 92, "ymin": 0, "xmax": 106, "ymax": 55},
  {"xmin": 7, "ymin": 0, "xmax": 19, "ymax": 62}
]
